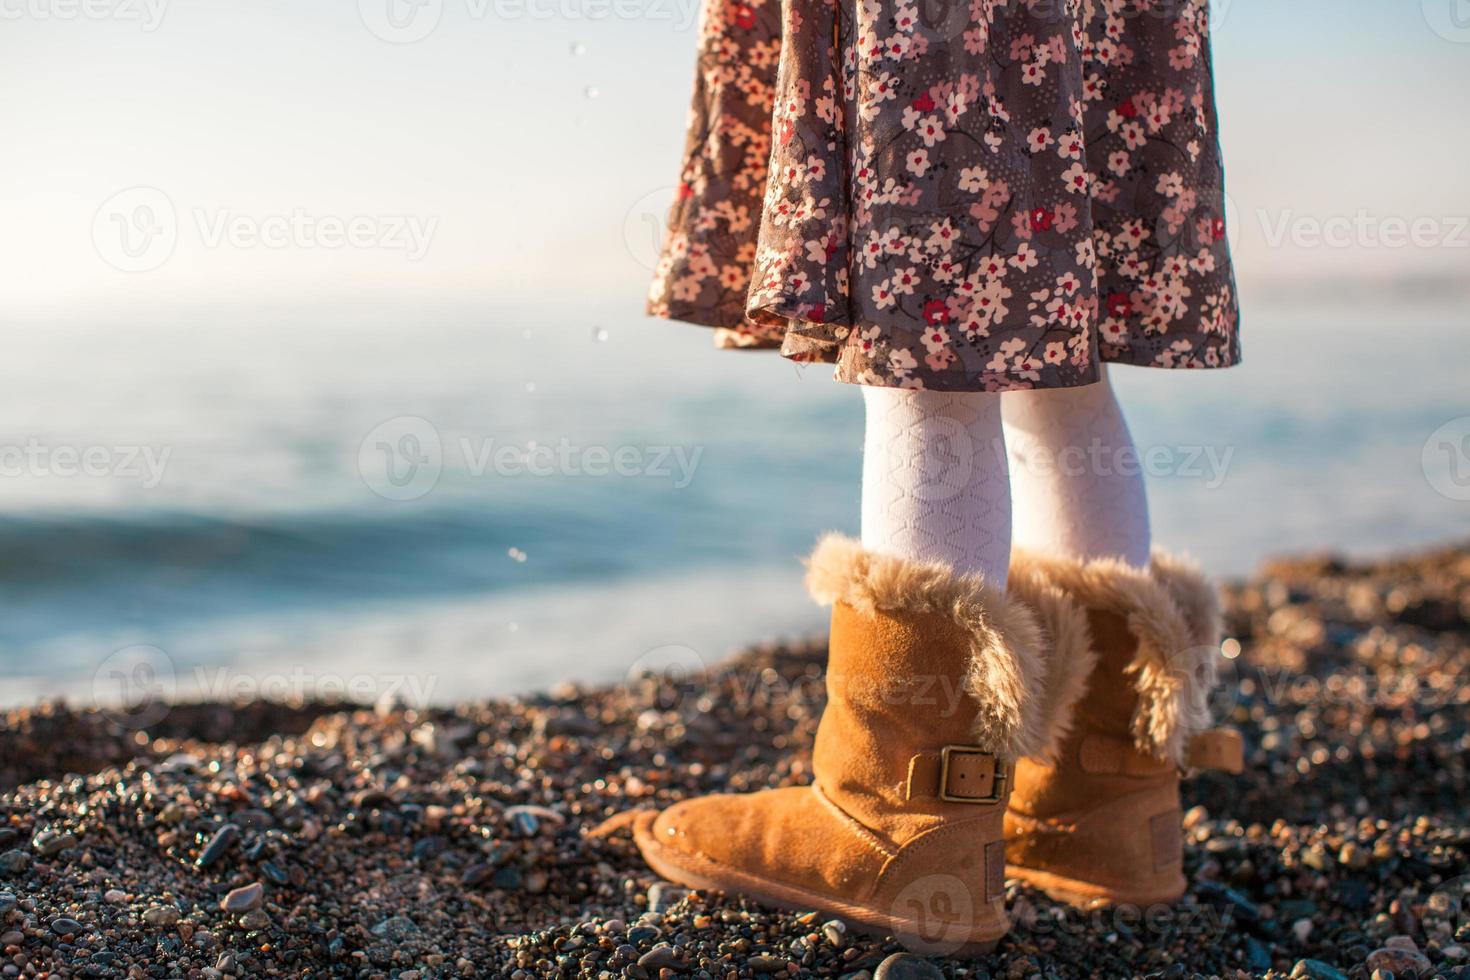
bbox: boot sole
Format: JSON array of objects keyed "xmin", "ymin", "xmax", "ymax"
[
  {"xmin": 633, "ymin": 812, "xmax": 1005, "ymax": 957},
  {"xmin": 1004, "ymin": 863, "xmax": 1185, "ymax": 910}
]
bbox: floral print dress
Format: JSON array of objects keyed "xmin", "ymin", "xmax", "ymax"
[{"xmin": 647, "ymin": 0, "xmax": 1241, "ymax": 391}]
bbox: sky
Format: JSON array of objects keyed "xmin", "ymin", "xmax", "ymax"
[{"xmin": 1, "ymin": 0, "xmax": 1468, "ymax": 320}]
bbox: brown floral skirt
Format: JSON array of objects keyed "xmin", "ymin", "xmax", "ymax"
[{"xmin": 646, "ymin": 0, "xmax": 1241, "ymax": 391}]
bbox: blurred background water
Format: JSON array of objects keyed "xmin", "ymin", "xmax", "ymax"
[
  {"xmin": 2, "ymin": 294, "xmax": 1466, "ymax": 706},
  {"xmin": 2, "ymin": 0, "xmax": 1467, "ymax": 705}
]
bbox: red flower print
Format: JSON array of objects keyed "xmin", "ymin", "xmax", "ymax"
[
  {"xmin": 645, "ymin": 0, "xmax": 1240, "ymax": 390},
  {"xmin": 1106, "ymin": 292, "xmax": 1133, "ymax": 317}
]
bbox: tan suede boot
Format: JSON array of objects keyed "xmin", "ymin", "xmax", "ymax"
[
  {"xmin": 633, "ymin": 536, "xmax": 1050, "ymax": 955},
  {"xmin": 1002, "ymin": 551, "xmax": 1243, "ymax": 909}
]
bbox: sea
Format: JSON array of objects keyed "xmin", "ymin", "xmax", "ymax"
[{"xmin": 2, "ymin": 292, "xmax": 1466, "ymax": 709}]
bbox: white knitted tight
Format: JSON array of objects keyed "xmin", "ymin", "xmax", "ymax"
[{"xmin": 859, "ymin": 369, "xmax": 1151, "ymax": 589}]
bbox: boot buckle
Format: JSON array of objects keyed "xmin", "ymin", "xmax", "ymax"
[{"xmin": 938, "ymin": 745, "xmax": 1007, "ymax": 804}]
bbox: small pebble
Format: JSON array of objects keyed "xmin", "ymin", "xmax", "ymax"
[
  {"xmin": 1365, "ymin": 946, "xmax": 1432, "ymax": 975},
  {"xmin": 197, "ymin": 824, "xmax": 240, "ymax": 868},
  {"xmin": 1292, "ymin": 959, "xmax": 1348, "ymax": 980},
  {"xmin": 143, "ymin": 906, "xmax": 180, "ymax": 927},
  {"xmin": 220, "ymin": 882, "xmax": 264, "ymax": 914},
  {"xmin": 874, "ymin": 952, "xmax": 944, "ymax": 980},
  {"xmin": 637, "ymin": 945, "xmax": 680, "ymax": 970},
  {"xmin": 238, "ymin": 910, "xmax": 272, "ymax": 931},
  {"xmin": 371, "ymin": 915, "xmax": 418, "ymax": 941},
  {"xmin": 31, "ymin": 829, "xmax": 77, "ymax": 857},
  {"xmin": 48, "ymin": 917, "xmax": 82, "ymax": 936}
]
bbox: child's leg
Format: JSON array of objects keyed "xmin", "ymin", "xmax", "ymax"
[
  {"xmin": 1001, "ymin": 367, "xmax": 1150, "ymax": 567},
  {"xmin": 861, "ymin": 387, "xmax": 1011, "ymax": 588}
]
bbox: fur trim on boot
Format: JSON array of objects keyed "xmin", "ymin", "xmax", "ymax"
[
  {"xmin": 805, "ymin": 534, "xmax": 1050, "ymax": 762},
  {"xmin": 1007, "ymin": 549, "xmax": 1220, "ymax": 767}
]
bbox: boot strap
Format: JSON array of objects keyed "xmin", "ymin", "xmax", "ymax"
[
  {"xmin": 906, "ymin": 746, "xmax": 1007, "ymax": 804},
  {"xmin": 1077, "ymin": 734, "xmax": 1174, "ymax": 776},
  {"xmin": 1075, "ymin": 728, "xmax": 1244, "ymax": 776},
  {"xmin": 1183, "ymin": 728, "xmax": 1245, "ymax": 773}
]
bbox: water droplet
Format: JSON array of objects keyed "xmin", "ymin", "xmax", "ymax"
[
  {"xmin": 570, "ymin": 42, "xmax": 586, "ymax": 56},
  {"xmin": 508, "ymin": 547, "xmax": 528, "ymax": 563},
  {"xmin": 592, "ymin": 326, "xmax": 608, "ymax": 343},
  {"xmin": 584, "ymin": 86, "xmax": 600, "ymax": 100}
]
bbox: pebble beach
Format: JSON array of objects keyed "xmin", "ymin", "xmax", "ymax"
[{"xmin": 1, "ymin": 542, "xmax": 1468, "ymax": 979}]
